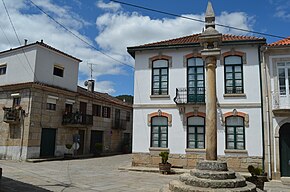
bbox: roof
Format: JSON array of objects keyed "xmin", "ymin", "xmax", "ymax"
[
  {"xmin": 0, "ymin": 41, "xmax": 82, "ymax": 62},
  {"xmin": 268, "ymin": 37, "xmax": 290, "ymax": 47},
  {"xmin": 77, "ymin": 86, "xmax": 132, "ymax": 108},
  {"xmin": 127, "ymin": 34, "xmax": 266, "ymax": 57}
]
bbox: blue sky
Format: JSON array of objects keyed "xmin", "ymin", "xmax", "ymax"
[{"xmin": 0, "ymin": 0, "xmax": 289, "ymax": 96}]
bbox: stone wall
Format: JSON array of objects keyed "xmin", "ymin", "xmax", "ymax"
[{"xmin": 132, "ymin": 152, "xmax": 263, "ymax": 172}]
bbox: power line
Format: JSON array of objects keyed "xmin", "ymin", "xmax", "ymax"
[
  {"xmin": 1, "ymin": 0, "xmax": 39, "ymax": 81},
  {"xmin": 111, "ymin": 0, "xmax": 287, "ymax": 40},
  {"xmin": 28, "ymin": 0, "xmax": 134, "ymax": 69}
]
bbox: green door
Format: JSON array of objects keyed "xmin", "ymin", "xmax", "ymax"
[
  {"xmin": 40, "ymin": 128, "xmax": 56, "ymax": 157},
  {"xmin": 280, "ymin": 123, "xmax": 290, "ymax": 177}
]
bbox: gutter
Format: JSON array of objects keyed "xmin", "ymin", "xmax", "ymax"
[{"xmin": 258, "ymin": 45, "xmax": 266, "ymax": 174}]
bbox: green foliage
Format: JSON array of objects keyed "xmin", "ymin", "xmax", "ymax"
[
  {"xmin": 95, "ymin": 143, "xmax": 103, "ymax": 151},
  {"xmin": 159, "ymin": 152, "xmax": 169, "ymax": 164},
  {"xmin": 65, "ymin": 144, "xmax": 72, "ymax": 150},
  {"xmin": 115, "ymin": 95, "xmax": 133, "ymax": 104},
  {"xmin": 248, "ymin": 165, "xmax": 263, "ymax": 176}
]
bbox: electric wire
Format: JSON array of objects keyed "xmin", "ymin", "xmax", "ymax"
[
  {"xmin": 111, "ymin": 0, "xmax": 287, "ymax": 40},
  {"xmin": 1, "ymin": 0, "xmax": 39, "ymax": 81},
  {"xmin": 28, "ymin": 0, "xmax": 134, "ymax": 69}
]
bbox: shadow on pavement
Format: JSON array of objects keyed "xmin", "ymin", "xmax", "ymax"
[{"xmin": 0, "ymin": 177, "xmax": 52, "ymax": 192}]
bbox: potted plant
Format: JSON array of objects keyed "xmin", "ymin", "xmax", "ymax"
[
  {"xmin": 159, "ymin": 151, "xmax": 171, "ymax": 174},
  {"xmin": 64, "ymin": 144, "xmax": 73, "ymax": 159},
  {"xmin": 246, "ymin": 165, "xmax": 268, "ymax": 190}
]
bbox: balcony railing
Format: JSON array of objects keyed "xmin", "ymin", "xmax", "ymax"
[
  {"xmin": 112, "ymin": 119, "xmax": 127, "ymax": 130},
  {"xmin": 3, "ymin": 107, "xmax": 21, "ymax": 124},
  {"xmin": 62, "ymin": 112, "xmax": 93, "ymax": 126},
  {"xmin": 174, "ymin": 88, "xmax": 205, "ymax": 104},
  {"xmin": 272, "ymin": 91, "xmax": 290, "ymax": 110}
]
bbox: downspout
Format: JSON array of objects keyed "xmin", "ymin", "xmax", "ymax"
[
  {"xmin": 258, "ymin": 45, "xmax": 266, "ymax": 173},
  {"xmin": 262, "ymin": 46, "xmax": 272, "ymax": 179}
]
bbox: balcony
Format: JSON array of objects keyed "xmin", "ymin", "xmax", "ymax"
[
  {"xmin": 3, "ymin": 107, "xmax": 21, "ymax": 124},
  {"xmin": 112, "ymin": 119, "xmax": 127, "ymax": 130},
  {"xmin": 62, "ymin": 112, "xmax": 93, "ymax": 127},
  {"xmin": 272, "ymin": 92, "xmax": 290, "ymax": 116},
  {"xmin": 174, "ymin": 88, "xmax": 205, "ymax": 105}
]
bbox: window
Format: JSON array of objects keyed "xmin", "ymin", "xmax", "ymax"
[
  {"xmin": 13, "ymin": 97, "xmax": 21, "ymax": 107},
  {"xmin": 187, "ymin": 116, "xmax": 205, "ymax": 149},
  {"xmin": 46, "ymin": 103, "xmax": 56, "ymax": 110},
  {"xmin": 277, "ymin": 62, "xmax": 290, "ymax": 95},
  {"xmin": 225, "ymin": 116, "xmax": 245, "ymax": 150},
  {"xmin": 151, "ymin": 116, "xmax": 168, "ymax": 148},
  {"xmin": 46, "ymin": 96, "xmax": 58, "ymax": 111},
  {"xmin": 224, "ymin": 56, "xmax": 243, "ymax": 94},
  {"xmin": 65, "ymin": 103, "xmax": 73, "ymax": 113},
  {"xmin": 152, "ymin": 60, "xmax": 168, "ymax": 95},
  {"xmin": 53, "ymin": 65, "xmax": 64, "ymax": 77},
  {"xmin": 0, "ymin": 64, "xmax": 7, "ymax": 75},
  {"xmin": 187, "ymin": 58, "xmax": 205, "ymax": 103},
  {"xmin": 102, "ymin": 106, "xmax": 111, "ymax": 118},
  {"xmin": 92, "ymin": 104, "xmax": 101, "ymax": 116},
  {"xmin": 126, "ymin": 111, "xmax": 130, "ymax": 121}
]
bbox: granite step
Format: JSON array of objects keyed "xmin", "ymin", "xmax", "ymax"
[
  {"xmin": 179, "ymin": 173, "xmax": 247, "ymax": 188},
  {"xmin": 161, "ymin": 180, "xmax": 259, "ymax": 192},
  {"xmin": 190, "ymin": 169, "xmax": 236, "ymax": 180}
]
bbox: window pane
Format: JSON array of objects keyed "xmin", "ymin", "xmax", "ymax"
[
  {"xmin": 153, "ymin": 69, "xmax": 159, "ymax": 75},
  {"xmin": 227, "ymin": 117, "xmax": 243, "ymax": 126},
  {"xmin": 188, "ymin": 134, "xmax": 195, "ymax": 140},
  {"xmin": 197, "ymin": 81, "xmax": 204, "ymax": 87},
  {"xmin": 188, "ymin": 142, "xmax": 195, "ymax": 148},
  {"xmin": 152, "ymin": 133, "xmax": 158, "ymax": 140},
  {"xmin": 161, "ymin": 76, "xmax": 167, "ymax": 81},
  {"xmin": 152, "ymin": 141, "xmax": 159, "ymax": 147},
  {"xmin": 188, "ymin": 117, "xmax": 204, "ymax": 125},
  {"xmin": 153, "ymin": 76, "xmax": 159, "ymax": 81},
  {"xmin": 227, "ymin": 142, "xmax": 235, "ymax": 149},
  {"xmin": 226, "ymin": 66, "xmax": 232, "ymax": 72},
  {"xmin": 226, "ymin": 80, "xmax": 233, "ymax": 86},
  {"xmin": 237, "ymin": 135, "xmax": 244, "ymax": 142},
  {"xmin": 197, "ymin": 134, "xmax": 204, "ymax": 141},
  {"xmin": 225, "ymin": 56, "xmax": 242, "ymax": 65},
  {"xmin": 236, "ymin": 127, "xmax": 244, "ymax": 134},
  {"xmin": 235, "ymin": 80, "xmax": 242, "ymax": 86},
  {"xmin": 161, "ymin": 89, "xmax": 168, "ymax": 95},
  {"xmin": 227, "ymin": 135, "xmax": 234, "ymax": 141},
  {"xmin": 161, "ymin": 134, "xmax": 167, "ymax": 140},
  {"xmin": 160, "ymin": 126, "xmax": 167, "ymax": 133},
  {"xmin": 161, "ymin": 141, "xmax": 167, "ymax": 148},
  {"xmin": 153, "ymin": 60, "xmax": 168, "ymax": 68},
  {"xmin": 197, "ymin": 127, "xmax": 204, "ymax": 133},
  {"xmin": 152, "ymin": 117, "xmax": 167, "ymax": 125},
  {"xmin": 161, "ymin": 82, "xmax": 167, "ymax": 88},
  {"xmin": 226, "ymin": 73, "xmax": 233, "ymax": 79},
  {"xmin": 237, "ymin": 142, "xmax": 244, "ymax": 149},
  {"xmin": 196, "ymin": 67, "xmax": 203, "ymax": 73},
  {"xmin": 161, "ymin": 69, "xmax": 167, "ymax": 75},
  {"xmin": 188, "ymin": 127, "xmax": 195, "ymax": 133},
  {"xmin": 197, "ymin": 142, "xmax": 204, "ymax": 149},
  {"xmin": 235, "ymin": 73, "xmax": 242, "ymax": 79},
  {"xmin": 197, "ymin": 74, "xmax": 204, "ymax": 80},
  {"xmin": 152, "ymin": 126, "xmax": 159, "ymax": 133}
]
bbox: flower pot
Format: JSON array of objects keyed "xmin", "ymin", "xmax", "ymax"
[{"xmin": 159, "ymin": 163, "xmax": 171, "ymax": 174}]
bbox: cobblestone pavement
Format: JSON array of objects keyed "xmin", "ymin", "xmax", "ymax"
[{"xmin": 0, "ymin": 154, "xmax": 178, "ymax": 192}]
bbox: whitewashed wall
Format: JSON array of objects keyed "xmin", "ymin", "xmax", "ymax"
[{"xmin": 133, "ymin": 44, "xmax": 263, "ymax": 157}]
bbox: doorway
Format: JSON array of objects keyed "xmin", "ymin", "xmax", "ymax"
[
  {"xmin": 40, "ymin": 128, "xmax": 56, "ymax": 157},
  {"xmin": 90, "ymin": 130, "xmax": 103, "ymax": 154},
  {"xmin": 77, "ymin": 130, "xmax": 85, "ymax": 155},
  {"xmin": 280, "ymin": 123, "xmax": 290, "ymax": 177}
]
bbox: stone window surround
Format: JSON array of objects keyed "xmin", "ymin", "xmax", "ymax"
[
  {"xmin": 147, "ymin": 111, "xmax": 172, "ymax": 126},
  {"xmin": 183, "ymin": 53, "xmax": 203, "ymax": 67},
  {"xmin": 222, "ymin": 110, "xmax": 249, "ymax": 127},
  {"xmin": 148, "ymin": 54, "xmax": 172, "ymax": 68},
  {"xmin": 221, "ymin": 49, "xmax": 247, "ymax": 65}
]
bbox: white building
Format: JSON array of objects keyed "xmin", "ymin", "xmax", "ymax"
[
  {"xmin": 128, "ymin": 34, "xmax": 266, "ymax": 172},
  {"xmin": 263, "ymin": 37, "xmax": 290, "ymax": 179}
]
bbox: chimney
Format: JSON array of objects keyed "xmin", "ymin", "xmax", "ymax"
[
  {"xmin": 87, "ymin": 80, "xmax": 95, "ymax": 93},
  {"xmin": 24, "ymin": 39, "xmax": 28, "ymax": 45}
]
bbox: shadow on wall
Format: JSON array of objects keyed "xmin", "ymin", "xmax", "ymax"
[{"xmin": 0, "ymin": 177, "xmax": 53, "ymax": 192}]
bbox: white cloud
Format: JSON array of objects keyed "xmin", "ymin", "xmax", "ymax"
[
  {"xmin": 0, "ymin": 0, "xmax": 254, "ymax": 94},
  {"xmin": 275, "ymin": 5, "xmax": 290, "ymax": 19},
  {"xmin": 96, "ymin": 0, "xmax": 121, "ymax": 12}
]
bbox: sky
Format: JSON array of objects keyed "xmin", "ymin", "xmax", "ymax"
[{"xmin": 0, "ymin": 0, "xmax": 289, "ymax": 96}]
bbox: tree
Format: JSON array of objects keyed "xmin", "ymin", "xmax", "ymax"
[{"xmin": 115, "ymin": 95, "xmax": 133, "ymax": 104}]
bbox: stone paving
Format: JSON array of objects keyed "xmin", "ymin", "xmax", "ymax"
[
  {"xmin": 0, "ymin": 154, "xmax": 179, "ymax": 192},
  {"xmin": 0, "ymin": 154, "xmax": 290, "ymax": 192}
]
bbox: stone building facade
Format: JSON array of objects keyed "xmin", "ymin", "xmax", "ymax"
[
  {"xmin": 0, "ymin": 41, "xmax": 132, "ymax": 160},
  {"xmin": 128, "ymin": 34, "xmax": 266, "ymax": 172}
]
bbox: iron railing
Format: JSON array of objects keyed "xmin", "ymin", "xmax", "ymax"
[
  {"xmin": 174, "ymin": 88, "xmax": 205, "ymax": 104},
  {"xmin": 62, "ymin": 112, "xmax": 93, "ymax": 126}
]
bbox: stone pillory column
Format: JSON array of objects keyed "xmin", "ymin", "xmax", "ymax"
[{"xmin": 198, "ymin": 1, "xmax": 222, "ymax": 161}]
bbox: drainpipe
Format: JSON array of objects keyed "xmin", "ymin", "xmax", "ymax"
[
  {"xmin": 261, "ymin": 45, "xmax": 272, "ymax": 179},
  {"xmin": 258, "ymin": 45, "xmax": 266, "ymax": 174}
]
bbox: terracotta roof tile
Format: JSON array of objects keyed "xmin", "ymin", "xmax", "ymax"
[
  {"xmin": 135, "ymin": 34, "xmax": 265, "ymax": 48},
  {"xmin": 268, "ymin": 37, "xmax": 290, "ymax": 47}
]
